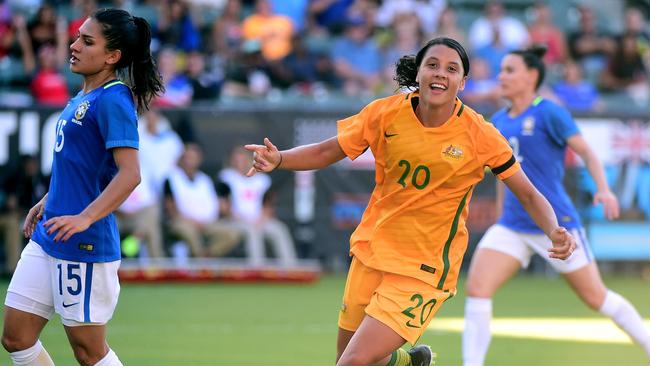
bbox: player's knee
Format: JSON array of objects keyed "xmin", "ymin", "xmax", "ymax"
[
  {"xmin": 337, "ymin": 350, "xmax": 374, "ymax": 366},
  {"xmin": 71, "ymin": 345, "xmax": 104, "ymax": 366},
  {"xmin": 1, "ymin": 332, "xmax": 34, "ymax": 353},
  {"xmin": 465, "ymin": 277, "xmax": 492, "ymax": 298},
  {"xmin": 581, "ymin": 290, "xmax": 604, "ymax": 311}
]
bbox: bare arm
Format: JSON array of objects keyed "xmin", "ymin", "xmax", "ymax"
[
  {"xmin": 245, "ymin": 136, "xmax": 347, "ymax": 175},
  {"xmin": 502, "ymin": 169, "xmax": 575, "ymax": 259},
  {"xmin": 44, "ymin": 147, "xmax": 141, "ymax": 241},
  {"xmin": 566, "ymin": 134, "xmax": 619, "ymax": 220},
  {"xmin": 495, "ymin": 179, "xmax": 504, "ymax": 218}
]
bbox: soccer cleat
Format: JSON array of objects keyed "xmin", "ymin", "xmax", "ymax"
[{"xmin": 408, "ymin": 345, "xmax": 436, "ymax": 366}]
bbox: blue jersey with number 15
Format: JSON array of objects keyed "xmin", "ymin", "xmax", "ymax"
[
  {"xmin": 492, "ymin": 97, "xmax": 582, "ymax": 233},
  {"xmin": 32, "ymin": 80, "xmax": 138, "ymax": 262}
]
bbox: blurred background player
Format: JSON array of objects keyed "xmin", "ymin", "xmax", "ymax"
[
  {"xmin": 462, "ymin": 46, "xmax": 650, "ymax": 366},
  {"xmin": 2, "ymin": 8, "xmax": 162, "ymax": 366},
  {"xmin": 245, "ymin": 37, "xmax": 575, "ymax": 366}
]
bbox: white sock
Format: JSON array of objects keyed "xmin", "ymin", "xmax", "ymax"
[
  {"xmin": 94, "ymin": 349, "xmax": 123, "ymax": 366},
  {"xmin": 9, "ymin": 340, "xmax": 54, "ymax": 366},
  {"xmin": 462, "ymin": 297, "xmax": 493, "ymax": 366},
  {"xmin": 599, "ymin": 290, "xmax": 650, "ymax": 359}
]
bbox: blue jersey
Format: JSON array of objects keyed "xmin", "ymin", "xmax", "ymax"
[
  {"xmin": 493, "ymin": 97, "xmax": 582, "ymax": 233},
  {"xmin": 32, "ymin": 80, "xmax": 138, "ymax": 262}
]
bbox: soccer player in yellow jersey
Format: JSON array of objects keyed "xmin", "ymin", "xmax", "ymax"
[{"xmin": 245, "ymin": 37, "xmax": 576, "ymax": 366}]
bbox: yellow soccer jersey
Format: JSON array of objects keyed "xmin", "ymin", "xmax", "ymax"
[{"xmin": 337, "ymin": 92, "xmax": 520, "ymax": 291}]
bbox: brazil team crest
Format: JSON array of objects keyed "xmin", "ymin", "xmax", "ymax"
[
  {"xmin": 442, "ymin": 144, "xmax": 464, "ymax": 161},
  {"xmin": 522, "ymin": 116, "xmax": 535, "ymax": 136},
  {"xmin": 75, "ymin": 101, "xmax": 90, "ymax": 120}
]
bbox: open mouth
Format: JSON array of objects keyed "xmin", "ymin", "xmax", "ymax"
[
  {"xmin": 70, "ymin": 55, "xmax": 80, "ymax": 64},
  {"xmin": 429, "ymin": 82, "xmax": 447, "ymax": 92}
]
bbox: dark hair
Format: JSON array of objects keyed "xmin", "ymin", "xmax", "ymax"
[
  {"xmin": 92, "ymin": 8, "xmax": 164, "ymax": 113},
  {"xmin": 395, "ymin": 37, "xmax": 470, "ymax": 90},
  {"xmin": 509, "ymin": 44, "xmax": 547, "ymax": 90}
]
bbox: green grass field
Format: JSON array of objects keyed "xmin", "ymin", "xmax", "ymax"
[{"xmin": 1, "ymin": 274, "xmax": 649, "ymax": 365}]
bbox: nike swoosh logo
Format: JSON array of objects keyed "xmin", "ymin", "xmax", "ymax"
[
  {"xmin": 62, "ymin": 302, "xmax": 79, "ymax": 308},
  {"xmin": 384, "ymin": 132, "xmax": 398, "ymax": 138}
]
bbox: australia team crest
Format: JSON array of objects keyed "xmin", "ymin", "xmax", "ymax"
[{"xmin": 441, "ymin": 144, "xmax": 464, "ymax": 161}]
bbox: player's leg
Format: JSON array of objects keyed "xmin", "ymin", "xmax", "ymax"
[
  {"xmin": 56, "ymin": 259, "xmax": 122, "ymax": 365},
  {"xmin": 463, "ymin": 225, "xmax": 530, "ymax": 366},
  {"xmin": 337, "ymin": 257, "xmax": 382, "ymax": 362},
  {"xmin": 2, "ymin": 241, "xmax": 56, "ymax": 366},
  {"xmin": 63, "ymin": 325, "xmax": 122, "ymax": 366},
  {"xmin": 563, "ymin": 262, "xmax": 650, "ymax": 358},
  {"xmin": 337, "ymin": 315, "xmax": 408, "ymax": 366}
]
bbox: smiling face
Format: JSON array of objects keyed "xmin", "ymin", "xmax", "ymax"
[
  {"xmin": 498, "ymin": 54, "xmax": 537, "ymax": 100},
  {"xmin": 415, "ymin": 44, "xmax": 466, "ymax": 107},
  {"xmin": 69, "ymin": 17, "xmax": 121, "ymax": 76}
]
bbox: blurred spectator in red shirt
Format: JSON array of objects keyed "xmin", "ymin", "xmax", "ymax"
[
  {"xmin": 527, "ymin": 2, "xmax": 567, "ymax": 66},
  {"xmin": 30, "ymin": 44, "xmax": 69, "ymax": 106},
  {"xmin": 68, "ymin": 0, "xmax": 98, "ymax": 41}
]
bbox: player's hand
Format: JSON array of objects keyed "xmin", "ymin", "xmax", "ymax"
[
  {"xmin": 547, "ymin": 227, "xmax": 576, "ymax": 260},
  {"xmin": 593, "ymin": 190, "xmax": 619, "ymax": 220},
  {"xmin": 43, "ymin": 214, "xmax": 93, "ymax": 242},
  {"xmin": 244, "ymin": 137, "xmax": 281, "ymax": 176},
  {"xmin": 23, "ymin": 199, "xmax": 46, "ymax": 238}
]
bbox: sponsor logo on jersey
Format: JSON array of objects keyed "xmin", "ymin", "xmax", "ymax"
[
  {"xmin": 522, "ymin": 116, "xmax": 535, "ymax": 136},
  {"xmin": 441, "ymin": 144, "xmax": 464, "ymax": 161},
  {"xmin": 79, "ymin": 243, "xmax": 94, "ymax": 251}
]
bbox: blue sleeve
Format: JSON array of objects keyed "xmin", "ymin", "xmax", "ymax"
[
  {"xmin": 96, "ymin": 86, "xmax": 139, "ymax": 150},
  {"xmin": 544, "ymin": 102, "xmax": 580, "ymax": 146}
]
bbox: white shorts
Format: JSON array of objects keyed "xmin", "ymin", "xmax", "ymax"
[
  {"xmin": 5, "ymin": 240, "xmax": 121, "ymax": 326},
  {"xmin": 476, "ymin": 224, "xmax": 594, "ymax": 273}
]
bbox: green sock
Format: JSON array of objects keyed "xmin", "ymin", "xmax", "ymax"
[{"xmin": 387, "ymin": 348, "xmax": 411, "ymax": 366}]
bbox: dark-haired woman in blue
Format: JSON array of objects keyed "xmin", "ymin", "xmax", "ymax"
[
  {"xmin": 462, "ymin": 46, "xmax": 650, "ymax": 366},
  {"xmin": 2, "ymin": 9, "xmax": 163, "ymax": 366}
]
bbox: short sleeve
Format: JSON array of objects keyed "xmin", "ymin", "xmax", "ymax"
[
  {"xmin": 476, "ymin": 119, "xmax": 520, "ymax": 180},
  {"xmin": 545, "ymin": 102, "xmax": 580, "ymax": 146},
  {"xmin": 336, "ymin": 102, "xmax": 381, "ymax": 160},
  {"xmin": 96, "ymin": 85, "xmax": 139, "ymax": 150}
]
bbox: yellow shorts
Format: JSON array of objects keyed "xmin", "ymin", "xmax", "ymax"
[{"xmin": 338, "ymin": 257, "xmax": 455, "ymax": 345}]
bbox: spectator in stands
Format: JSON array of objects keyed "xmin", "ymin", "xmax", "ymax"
[
  {"xmin": 309, "ymin": 0, "xmax": 354, "ymax": 34},
  {"xmin": 138, "ymin": 108, "xmax": 184, "ymax": 196},
  {"xmin": 219, "ymin": 145, "xmax": 297, "ymax": 267},
  {"xmin": 186, "ymin": 50, "xmax": 221, "ymax": 101},
  {"xmin": 375, "ymin": 0, "xmax": 446, "ymax": 37},
  {"xmin": 527, "ymin": 1, "xmax": 567, "ymax": 66},
  {"xmin": 275, "ymin": 34, "xmax": 336, "ymax": 93},
  {"xmin": 474, "ymin": 25, "xmax": 510, "ymax": 79},
  {"xmin": 567, "ymin": 5, "xmax": 615, "ymax": 83},
  {"xmin": 165, "ymin": 143, "xmax": 242, "ymax": 258},
  {"xmin": 330, "ymin": 14, "xmax": 382, "ymax": 96},
  {"xmin": 460, "ymin": 57, "xmax": 500, "ymax": 112},
  {"xmin": 157, "ymin": 0, "xmax": 202, "ymax": 52},
  {"xmin": 269, "ymin": 0, "xmax": 309, "ymax": 32},
  {"xmin": 0, "ymin": 155, "xmax": 47, "ymax": 274},
  {"xmin": 68, "ymin": 0, "xmax": 97, "ymax": 42},
  {"xmin": 600, "ymin": 33, "xmax": 649, "ymax": 106},
  {"xmin": 468, "ymin": 0, "xmax": 529, "ymax": 51},
  {"xmin": 620, "ymin": 7, "xmax": 650, "ymax": 69},
  {"xmin": 0, "ymin": 3, "xmax": 14, "ymax": 61},
  {"xmin": 242, "ymin": 0, "xmax": 294, "ymax": 62},
  {"xmin": 209, "ymin": 0, "xmax": 243, "ymax": 62},
  {"xmin": 26, "ymin": 4, "xmax": 68, "ymax": 68},
  {"xmin": 381, "ymin": 10, "xmax": 423, "ymax": 92},
  {"xmin": 222, "ymin": 39, "xmax": 274, "ymax": 97},
  {"xmin": 155, "ymin": 47, "xmax": 193, "ymax": 107},
  {"xmin": 553, "ymin": 60, "xmax": 601, "ymax": 112},
  {"xmin": 435, "ymin": 7, "xmax": 466, "ymax": 46},
  {"xmin": 29, "ymin": 44, "xmax": 69, "ymax": 106}
]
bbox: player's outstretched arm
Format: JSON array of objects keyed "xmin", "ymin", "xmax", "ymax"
[
  {"xmin": 503, "ymin": 170, "xmax": 576, "ymax": 260},
  {"xmin": 566, "ymin": 134, "xmax": 619, "ymax": 220},
  {"xmin": 245, "ymin": 136, "xmax": 346, "ymax": 176}
]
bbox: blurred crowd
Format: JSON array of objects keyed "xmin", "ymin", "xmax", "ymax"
[{"xmin": 0, "ymin": 0, "xmax": 648, "ymax": 111}]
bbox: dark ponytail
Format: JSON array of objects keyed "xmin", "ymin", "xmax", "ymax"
[
  {"xmin": 509, "ymin": 44, "xmax": 547, "ymax": 90},
  {"xmin": 92, "ymin": 8, "xmax": 164, "ymax": 113},
  {"xmin": 394, "ymin": 37, "xmax": 470, "ymax": 90}
]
